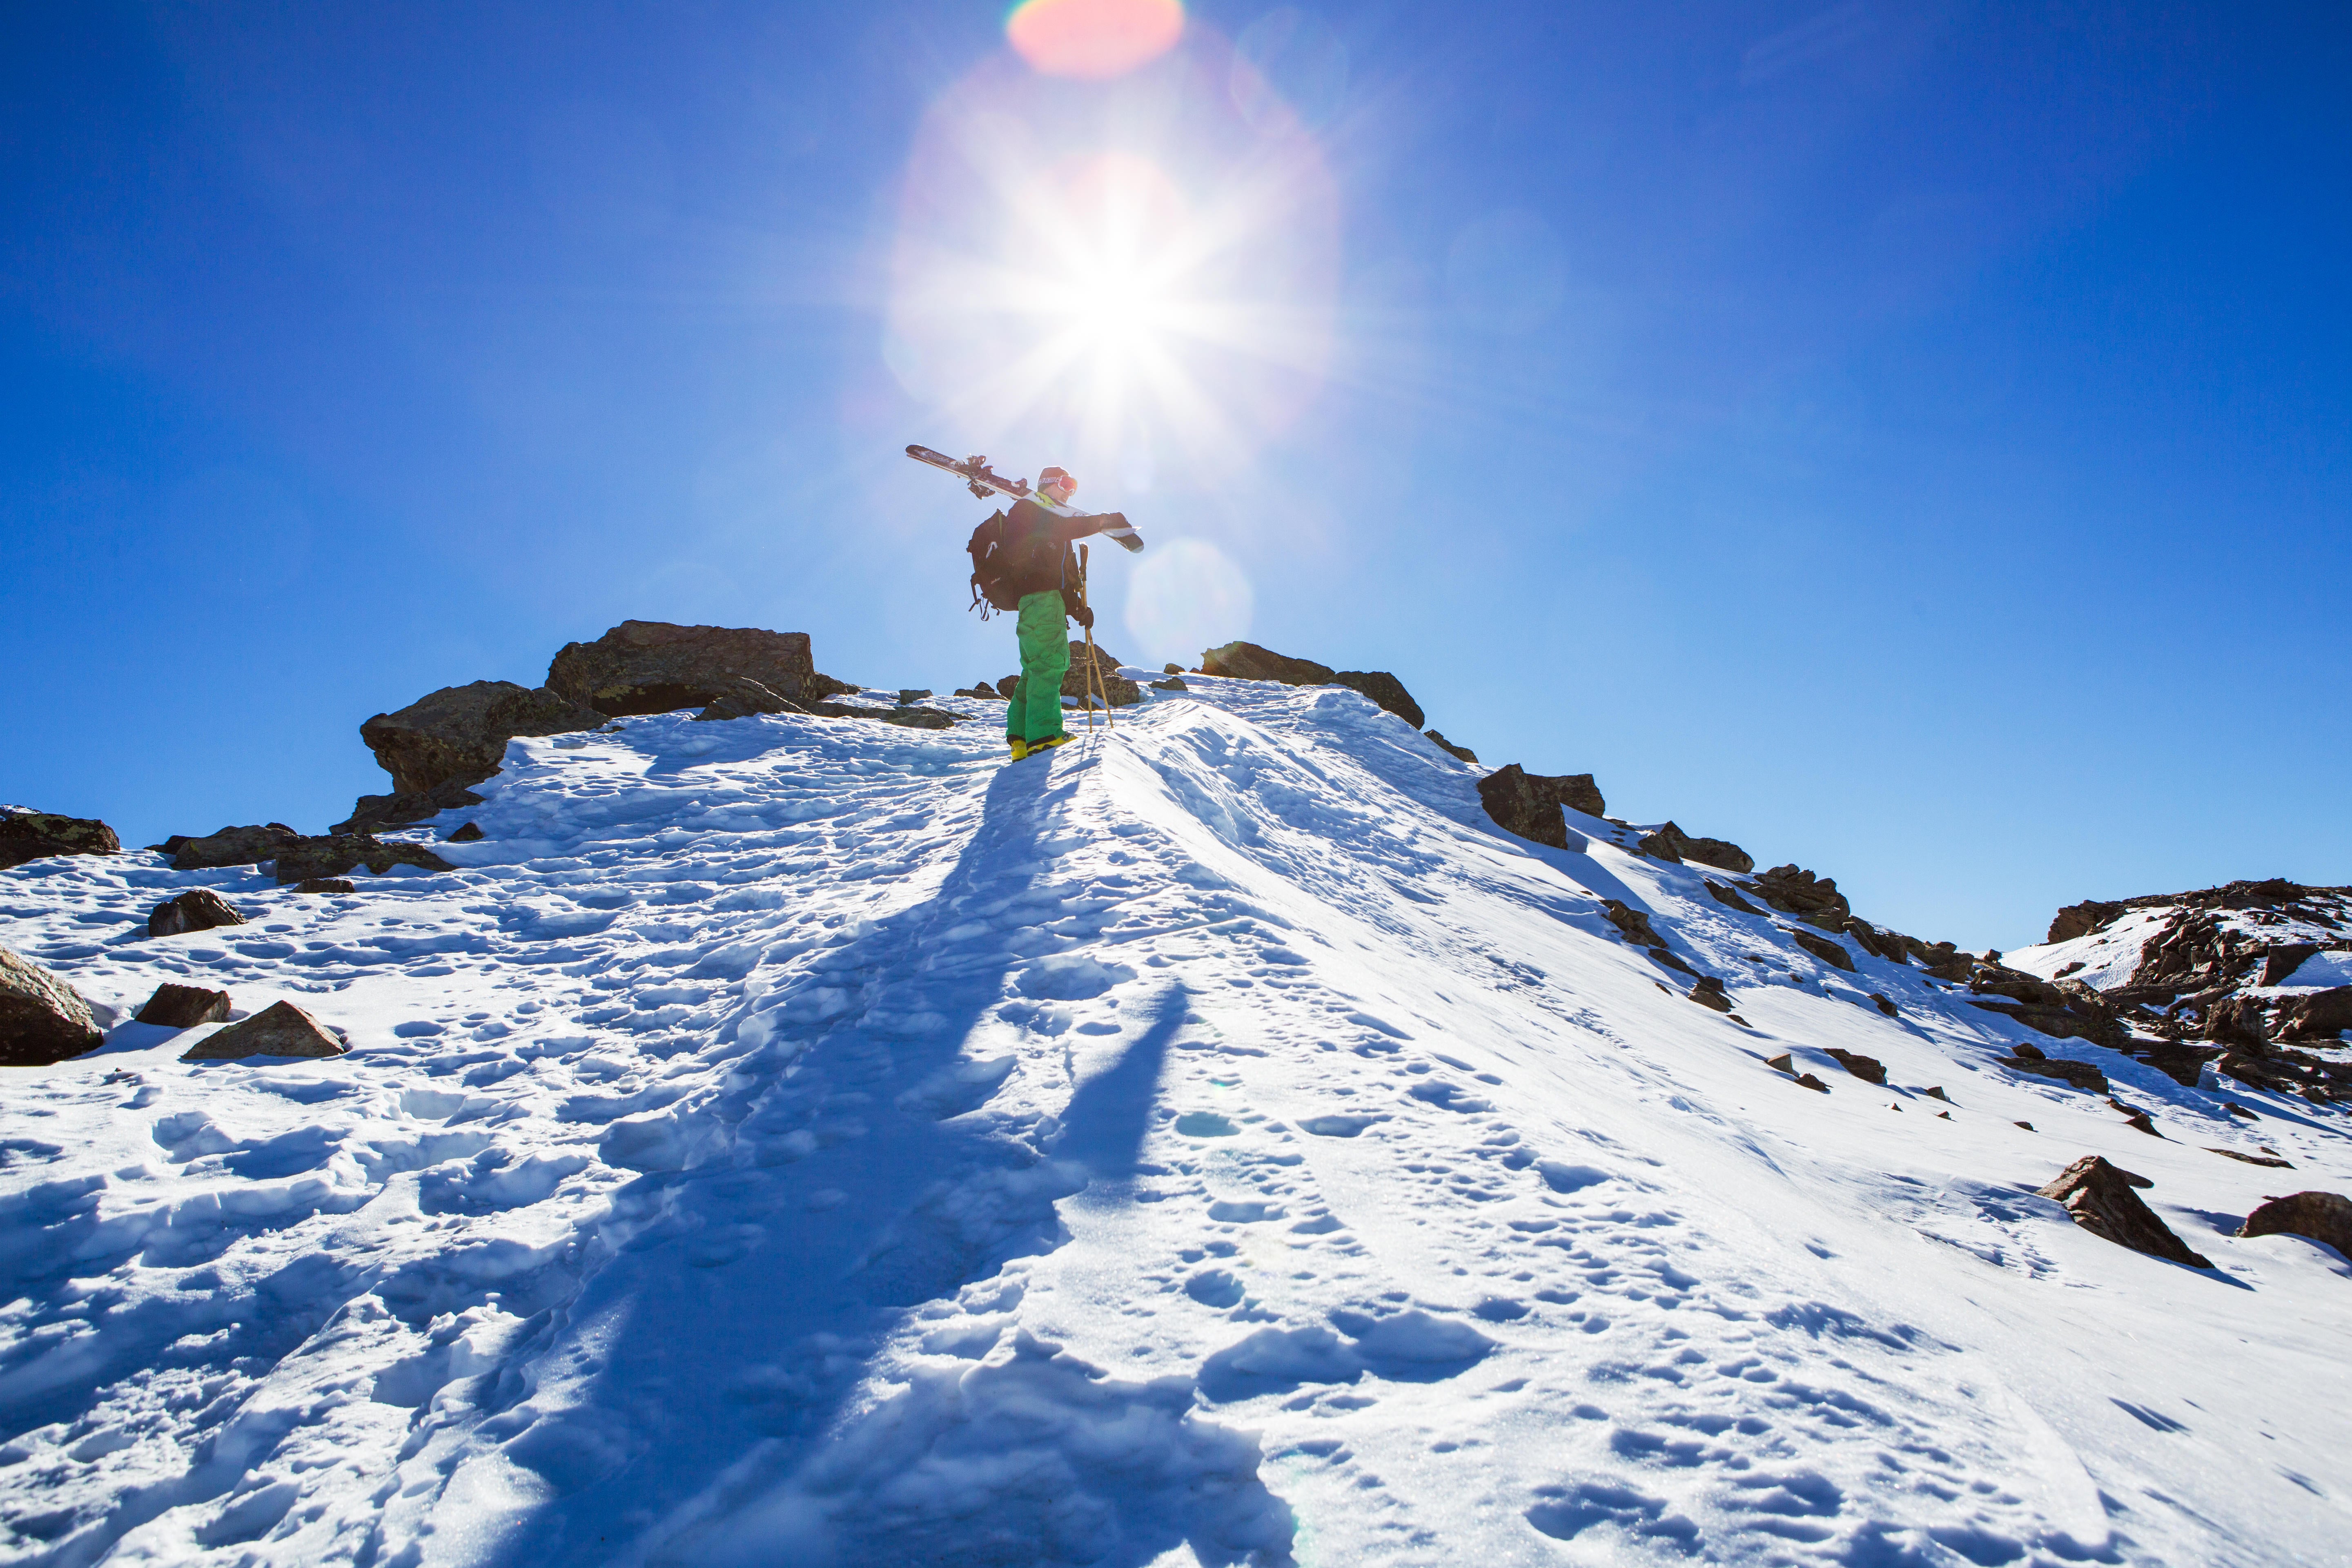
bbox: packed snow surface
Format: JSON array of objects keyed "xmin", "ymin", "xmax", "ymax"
[{"xmin": 4, "ymin": 677, "xmax": 2349, "ymax": 1567}]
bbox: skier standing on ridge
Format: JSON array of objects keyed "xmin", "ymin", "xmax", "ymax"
[{"xmin": 982, "ymin": 466, "xmax": 1139, "ymax": 761}]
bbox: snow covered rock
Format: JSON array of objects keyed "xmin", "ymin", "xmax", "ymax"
[
  {"xmin": 2037, "ymin": 1156, "xmax": 2212, "ymax": 1267},
  {"xmin": 361, "ymin": 679, "xmax": 606, "ymax": 794},
  {"xmin": 161, "ymin": 820, "xmax": 304, "ymax": 870},
  {"xmin": 1423, "ymin": 728, "xmax": 1477, "ymax": 762},
  {"xmin": 0, "ymin": 808, "xmax": 118, "ymax": 870},
  {"xmin": 547, "ymin": 618, "xmax": 847, "ymax": 717},
  {"xmin": 0, "ymin": 945, "xmax": 102, "ymax": 1064},
  {"xmin": 133, "ymin": 982, "xmax": 232, "ymax": 1027},
  {"xmin": 271, "ymin": 833, "xmax": 454, "ymax": 884},
  {"xmin": 691, "ymin": 674, "xmax": 802, "ymax": 722},
  {"xmin": 2238, "ymin": 1190, "xmax": 2352, "ymax": 1256},
  {"xmin": 1477, "ymin": 763, "xmax": 1601, "ymax": 850},
  {"xmin": 1753, "ymin": 862, "xmax": 1851, "ymax": 928},
  {"xmin": 332, "ymin": 778, "xmax": 486, "ymax": 836},
  {"xmin": 178, "ymin": 998, "xmax": 347, "ymax": 1060},
  {"xmin": 1201, "ymin": 638, "xmax": 1332, "ymax": 684},
  {"xmin": 147, "ymin": 888, "xmax": 246, "ymax": 938},
  {"xmin": 1332, "ymin": 669, "xmax": 1423, "ymax": 728},
  {"xmin": 1636, "ymin": 820, "xmax": 1755, "ymax": 873},
  {"xmin": 1062, "ymin": 641, "xmax": 1141, "ymax": 707}
]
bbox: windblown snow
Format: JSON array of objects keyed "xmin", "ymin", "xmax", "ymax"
[{"xmin": 4, "ymin": 677, "xmax": 2349, "ymax": 1567}]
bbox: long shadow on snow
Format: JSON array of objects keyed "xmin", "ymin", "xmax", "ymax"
[{"xmin": 483, "ymin": 754, "xmax": 1285, "ymax": 1567}]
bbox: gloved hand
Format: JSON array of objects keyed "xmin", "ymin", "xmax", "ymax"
[{"xmin": 1071, "ymin": 602, "xmax": 1096, "ymax": 630}]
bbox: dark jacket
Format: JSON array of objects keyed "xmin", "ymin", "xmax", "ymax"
[{"xmin": 999, "ymin": 499, "xmax": 1129, "ymax": 612}]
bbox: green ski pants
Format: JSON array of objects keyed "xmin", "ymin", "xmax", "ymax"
[{"xmin": 1007, "ymin": 590, "xmax": 1071, "ymax": 744}]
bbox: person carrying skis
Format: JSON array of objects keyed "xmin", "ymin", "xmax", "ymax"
[{"xmin": 996, "ymin": 466, "xmax": 1136, "ymax": 760}]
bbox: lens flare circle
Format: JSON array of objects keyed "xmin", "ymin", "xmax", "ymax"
[
  {"xmin": 1007, "ymin": 0, "xmax": 1185, "ymax": 80},
  {"xmin": 1124, "ymin": 537, "xmax": 1253, "ymax": 667}
]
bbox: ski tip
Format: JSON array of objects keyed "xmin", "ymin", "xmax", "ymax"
[{"xmin": 1116, "ymin": 533, "xmax": 1146, "ymax": 554}]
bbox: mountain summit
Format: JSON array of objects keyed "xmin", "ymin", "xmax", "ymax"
[{"xmin": 2, "ymin": 647, "xmax": 2347, "ymax": 1566}]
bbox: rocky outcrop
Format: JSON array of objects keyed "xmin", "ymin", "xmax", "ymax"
[
  {"xmin": 0, "ymin": 810, "xmax": 120, "ymax": 871},
  {"xmin": 2037, "ymin": 1156, "xmax": 2210, "ymax": 1267},
  {"xmin": 955, "ymin": 682, "xmax": 1005, "ymax": 700},
  {"xmin": 180, "ymin": 1000, "xmax": 347, "ymax": 1061},
  {"xmin": 2277, "ymin": 987, "xmax": 2352, "ymax": 1042},
  {"xmin": 1636, "ymin": 822, "xmax": 1754, "ymax": 874},
  {"xmin": 446, "ymin": 822, "xmax": 484, "ymax": 842},
  {"xmin": 361, "ymin": 681, "xmax": 606, "ymax": 795},
  {"xmin": 2047, "ymin": 900, "xmax": 2127, "ymax": 944},
  {"xmin": 693, "ymin": 676, "xmax": 802, "ymax": 723},
  {"xmin": 332, "ymin": 781, "xmax": 485, "ymax": 837},
  {"xmin": 1823, "ymin": 1048, "xmax": 1886, "ymax": 1084},
  {"xmin": 162, "ymin": 823, "xmax": 304, "ymax": 871},
  {"xmin": 1332, "ymin": 671, "xmax": 1424, "ymax": 728},
  {"xmin": 1424, "ymin": 732, "xmax": 1478, "ymax": 764},
  {"xmin": 1788, "ymin": 930, "xmax": 1855, "ymax": 972},
  {"xmin": 1704, "ymin": 880, "xmax": 1762, "ymax": 915},
  {"xmin": 1477, "ymin": 766, "xmax": 1607, "ymax": 851},
  {"xmin": 2260, "ymin": 944, "xmax": 2323, "ymax": 986},
  {"xmin": 1202, "ymin": 641, "xmax": 1332, "ymax": 685},
  {"xmin": 1063, "ymin": 643, "xmax": 1142, "ymax": 708},
  {"xmin": 272, "ymin": 835, "xmax": 454, "ymax": 886},
  {"xmin": 2238, "ymin": 1191, "xmax": 2352, "ymax": 1257},
  {"xmin": 149, "ymin": 890, "xmax": 246, "ymax": 939},
  {"xmin": 2000, "ymin": 1045, "xmax": 2109, "ymax": 1094},
  {"xmin": 1688, "ymin": 976, "xmax": 1733, "ymax": 1012},
  {"xmin": 0, "ymin": 946, "xmax": 104, "ymax": 1065},
  {"xmin": 1149, "ymin": 676, "xmax": 1187, "ymax": 692},
  {"xmin": 1965, "ymin": 964, "xmax": 2129, "ymax": 1049},
  {"xmin": 136, "ymin": 984, "xmax": 232, "ymax": 1028},
  {"xmin": 548, "ymin": 620, "xmax": 849, "ymax": 718},
  {"xmin": 1753, "ymin": 865, "xmax": 1850, "ymax": 930},
  {"xmin": 292, "ymin": 878, "xmax": 355, "ymax": 895}
]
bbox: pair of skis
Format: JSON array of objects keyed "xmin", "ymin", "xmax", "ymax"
[{"xmin": 904, "ymin": 445, "xmax": 1146, "ymax": 553}]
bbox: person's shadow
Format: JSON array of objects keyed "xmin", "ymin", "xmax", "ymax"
[{"xmin": 477, "ymin": 754, "xmax": 1292, "ymax": 1567}]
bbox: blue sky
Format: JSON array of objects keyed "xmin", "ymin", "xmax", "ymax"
[{"xmin": 2, "ymin": 2, "xmax": 2345, "ymax": 951}]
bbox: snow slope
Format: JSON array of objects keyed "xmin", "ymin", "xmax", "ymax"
[{"xmin": 4, "ymin": 677, "xmax": 2350, "ymax": 1567}]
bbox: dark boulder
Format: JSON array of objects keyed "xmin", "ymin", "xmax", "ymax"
[
  {"xmin": 1704, "ymin": 880, "xmax": 1762, "ymax": 915},
  {"xmin": 292, "ymin": 878, "xmax": 355, "ymax": 895},
  {"xmin": 955, "ymin": 682, "xmax": 1005, "ymax": 700},
  {"xmin": 2203, "ymin": 994, "xmax": 2271, "ymax": 1047},
  {"xmin": 1201, "ymin": 640, "xmax": 1333, "ymax": 685},
  {"xmin": 1841, "ymin": 920, "xmax": 1909, "ymax": 964},
  {"xmin": 2002, "ymin": 1054, "xmax": 2110, "ymax": 1094},
  {"xmin": 2259, "ymin": 944, "xmax": 2323, "ymax": 986},
  {"xmin": 1688, "ymin": 976, "xmax": 1733, "ymax": 1013},
  {"xmin": 1331, "ymin": 671, "xmax": 1424, "ymax": 728},
  {"xmin": 332, "ymin": 780, "xmax": 486, "ymax": 837},
  {"xmin": 693, "ymin": 676, "xmax": 804, "ymax": 722},
  {"xmin": 1636, "ymin": 822, "xmax": 1754, "ymax": 874},
  {"xmin": 995, "ymin": 675, "xmax": 1021, "ymax": 699},
  {"xmin": 136, "ymin": 983, "xmax": 232, "ymax": 1028},
  {"xmin": 1149, "ymin": 676, "xmax": 1188, "ymax": 692},
  {"xmin": 1789, "ymin": 930, "xmax": 1856, "ymax": 972},
  {"xmin": 1823, "ymin": 1048, "xmax": 1886, "ymax": 1084},
  {"xmin": 1064, "ymin": 643, "xmax": 1142, "ymax": 707},
  {"xmin": 1479, "ymin": 765, "xmax": 1569, "ymax": 850},
  {"xmin": 2047, "ymin": 900, "xmax": 2127, "ymax": 944},
  {"xmin": 2036, "ymin": 1156, "xmax": 2211, "ymax": 1267},
  {"xmin": 1424, "ymin": 732, "xmax": 1479, "ymax": 764},
  {"xmin": 0, "ymin": 810, "xmax": 120, "ymax": 871},
  {"xmin": 149, "ymin": 890, "xmax": 246, "ymax": 939},
  {"xmin": 272, "ymin": 835, "xmax": 454, "ymax": 886},
  {"xmin": 446, "ymin": 822, "xmax": 484, "ymax": 842},
  {"xmin": 180, "ymin": 1000, "xmax": 347, "ymax": 1061},
  {"xmin": 1599, "ymin": 899, "xmax": 1667, "ymax": 950},
  {"xmin": 0, "ymin": 946, "xmax": 104, "ymax": 1065},
  {"xmin": 2277, "ymin": 987, "xmax": 2352, "ymax": 1042},
  {"xmin": 165, "ymin": 823, "xmax": 305, "ymax": 871},
  {"xmin": 2237, "ymin": 1191, "xmax": 2352, "ymax": 1257},
  {"xmin": 1754, "ymin": 865, "xmax": 1851, "ymax": 929},
  {"xmin": 1869, "ymin": 992, "xmax": 1898, "ymax": 1017},
  {"xmin": 361, "ymin": 681, "xmax": 606, "ymax": 795},
  {"xmin": 549, "ymin": 620, "xmax": 849, "ymax": 718}
]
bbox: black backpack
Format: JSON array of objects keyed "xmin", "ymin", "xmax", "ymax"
[{"xmin": 966, "ymin": 510, "xmax": 1022, "ymax": 617}]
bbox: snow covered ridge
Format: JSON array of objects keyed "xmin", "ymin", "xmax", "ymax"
[{"xmin": 3, "ymin": 674, "xmax": 2351, "ymax": 1565}]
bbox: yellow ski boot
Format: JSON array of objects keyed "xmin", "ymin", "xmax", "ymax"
[{"xmin": 1007, "ymin": 736, "xmax": 1029, "ymax": 762}]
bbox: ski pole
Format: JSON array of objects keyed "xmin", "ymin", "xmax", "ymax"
[{"xmin": 1081, "ymin": 545, "xmax": 1112, "ymax": 731}]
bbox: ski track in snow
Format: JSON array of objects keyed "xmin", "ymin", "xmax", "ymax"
[{"xmin": 3, "ymin": 677, "xmax": 2349, "ymax": 1567}]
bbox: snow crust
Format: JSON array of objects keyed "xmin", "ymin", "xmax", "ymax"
[{"xmin": 4, "ymin": 677, "xmax": 2350, "ymax": 1566}]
